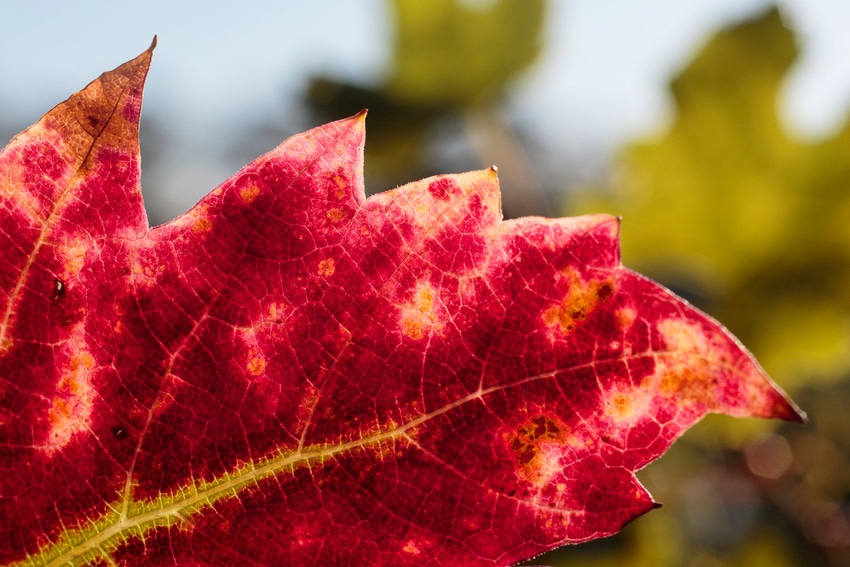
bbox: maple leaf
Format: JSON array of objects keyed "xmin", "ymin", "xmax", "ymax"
[{"xmin": 0, "ymin": 43, "xmax": 803, "ymax": 567}]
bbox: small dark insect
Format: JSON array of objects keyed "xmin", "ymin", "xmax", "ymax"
[
  {"xmin": 52, "ymin": 279, "xmax": 65, "ymax": 300},
  {"xmin": 112, "ymin": 427, "xmax": 128, "ymax": 440}
]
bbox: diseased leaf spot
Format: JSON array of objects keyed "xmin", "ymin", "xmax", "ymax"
[
  {"xmin": 192, "ymin": 217, "xmax": 212, "ymax": 234},
  {"xmin": 596, "ymin": 281, "xmax": 614, "ymax": 302},
  {"xmin": 52, "ymin": 278, "xmax": 65, "ymax": 300},
  {"xmin": 615, "ymin": 307, "xmax": 637, "ymax": 331},
  {"xmin": 46, "ymin": 350, "xmax": 96, "ymax": 453},
  {"xmin": 606, "ymin": 392, "xmax": 640, "ymax": 422},
  {"xmin": 326, "ymin": 171, "xmax": 349, "ymax": 199},
  {"xmin": 660, "ymin": 367, "xmax": 712, "ymax": 398},
  {"xmin": 239, "ymin": 185, "xmax": 261, "ymax": 204},
  {"xmin": 402, "ymin": 540, "xmax": 422, "ymax": 556},
  {"xmin": 318, "ymin": 258, "xmax": 335, "ymax": 277},
  {"xmin": 247, "ymin": 356, "xmax": 266, "ymax": 376},
  {"xmin": 63, "ymin": 240, "xmax": 89, "ymax": 276},
  {"xmin": 543, "ymin": 269, "xmax": 615, "ymax": 335},
  {"xmin": 326, "ymin": 207, "xmax": 348, "ymax": 223},
  {"xmin": 400, "ymin": 282, "xmax": 444, "ymax": 340},
  {"xmin": 506, "ymin": 414, "xmax": 571, "ymax": 486},
  {"xmin": 658, "ymin": 318, "xmax": 710, "ymax": 354},
  {"xmin": 86, "ymin": 115, "xmax": 100, "ymax": 128}
]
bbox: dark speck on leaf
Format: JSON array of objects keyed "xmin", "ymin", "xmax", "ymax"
[
  {"xmin": 112, "ymin": 427, "xmax": 128, "ymax": 440},
  {"xmin": 52, "ymin": 279, "xmax": 65, "ymax": 300}
]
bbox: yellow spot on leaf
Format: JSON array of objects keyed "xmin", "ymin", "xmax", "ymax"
[
  {"xmin": 266, "ymin": 301, "xmax": 291, "ymax": 322},
  {"xmin": 247, "ymin": 356, "xmax": 265, "ymax": 376},
  {"xmin": 658, "ymin": 318, "xmax": 707, "ymax": 353},
  {"xmin": 400, "ymin": 283, "xmax": 443, "ymax": 340},
  {"xmin": 608, "ymin": 392, "xmax": 636, "ymax": 421},
  {"xmin": 602, "ymin": 386, "xmax": 651, "ymax": 428},
  {"xmin": 654, "ymin": 317, "xmax": 728, "ymax": 408},
  {"xmin": 193, "ymin": 217, "xmax": 212, "ymax": 234},
  {"xmin": 329, "ymin": 173, "xmax": 348, "ymax": 199},
  {"xmin": 47, "ymin": 350, "xmax": 96, "ymax": 453},
  {"xmin": 543, "ymin": 269, "xmax": 614, "ymax": 335},
  {"xmin": 187, "ymin": 204, "xmax": 213, "ymax": 234},
  {"xmin": 402, "ymin": 540, "xmax": 421, "ymax": 555},
  {"xmin": 64, "ymin": 241, "xmax": 89, "ymax": 276},
  {"xmin": 240, "ymin": 185, "xmax": 261, "ymax": 203},
  {"xmin": 318, "ymin": 258, "xmax": 335, "ymax": 277}
]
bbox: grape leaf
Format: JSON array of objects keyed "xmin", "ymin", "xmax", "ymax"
[{"xmin": 0, "ymin": 43, "xmax": 803, "ymax": 567}]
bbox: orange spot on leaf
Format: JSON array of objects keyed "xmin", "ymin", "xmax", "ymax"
[
  {"xmin": 239, "ymin": 185, "xmax": 261, "ymax": 204},
  {"xmin": 326, "ymin": 207, "xmax": 348, "ymax": 223},
  {"xmin": 318, "ymin": 258, "xmax": 335, "ymax": 277},
  {"xmin": 247, "ymin": 356, "xmax": 266, "ymax": 376},
  {"xmin": 543, "ymin": 269, "xmax": 615, "ymax": 335}
]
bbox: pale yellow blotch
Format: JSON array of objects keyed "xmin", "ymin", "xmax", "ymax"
[
  {"xmin": 400, "ymin": 283, "xmax": 444, "ymax": 340},
  {"xmin": 615, "ymin": 307, "xmax": 637, "ymax": 331},
  {"xmin": 239, "ymin": 185, "xmax": 261, "ymax": 204},
  {"xmin": 63, "ymin": 240, "xmax": 90, "ymax": 277},
  {"xmin": 604, "ymin": 390, "xmax": 648, "ymax": 424},
  {"xmin": 657, "ymin": 318, "xmax": 708, "ymax": 353},
  {"xmin": 653, "ymin": 317, "xmax": 729, "ymax": 406},
  {"xmin": 129, "ymin": 246, "xmax": 166, "ymax": 290},
  {"xmin": 46, "ymin": 349, "xmax": 96, "ymax": 453},
  {"xmin": 318, "ymin": 258, "xmax": 335, "ymax": 277}
]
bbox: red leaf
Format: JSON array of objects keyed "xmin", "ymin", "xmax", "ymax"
[{"xmin": 0, "ymin": 44, "xmax": 803, "ymax": 567}]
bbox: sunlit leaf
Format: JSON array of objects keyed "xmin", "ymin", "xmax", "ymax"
[{"xmin": 0, "ymin": 42, "xmax": 801, "ymax": 567}]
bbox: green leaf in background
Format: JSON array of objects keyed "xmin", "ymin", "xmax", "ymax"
[
  {"xmin": 572, "ymin": 7, "xmax": 850, "ymax": 390},
  {"xmin": 387, "ymin": 0, "xmax": 544, "ymax": 107}
]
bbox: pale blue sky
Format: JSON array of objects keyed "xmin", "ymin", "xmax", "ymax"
[{"xmin": 2, "ymin": 1, "xmax": 849, "ymax": 219}]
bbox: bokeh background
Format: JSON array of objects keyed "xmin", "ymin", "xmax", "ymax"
[{"xmin": 2, "ymin": 1, "xmax": 849, "ymax": 566}]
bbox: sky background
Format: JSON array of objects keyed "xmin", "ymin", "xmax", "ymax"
[{"xmin": 2, "ymin": 0, "xmax": 850, "ymax": 220}]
